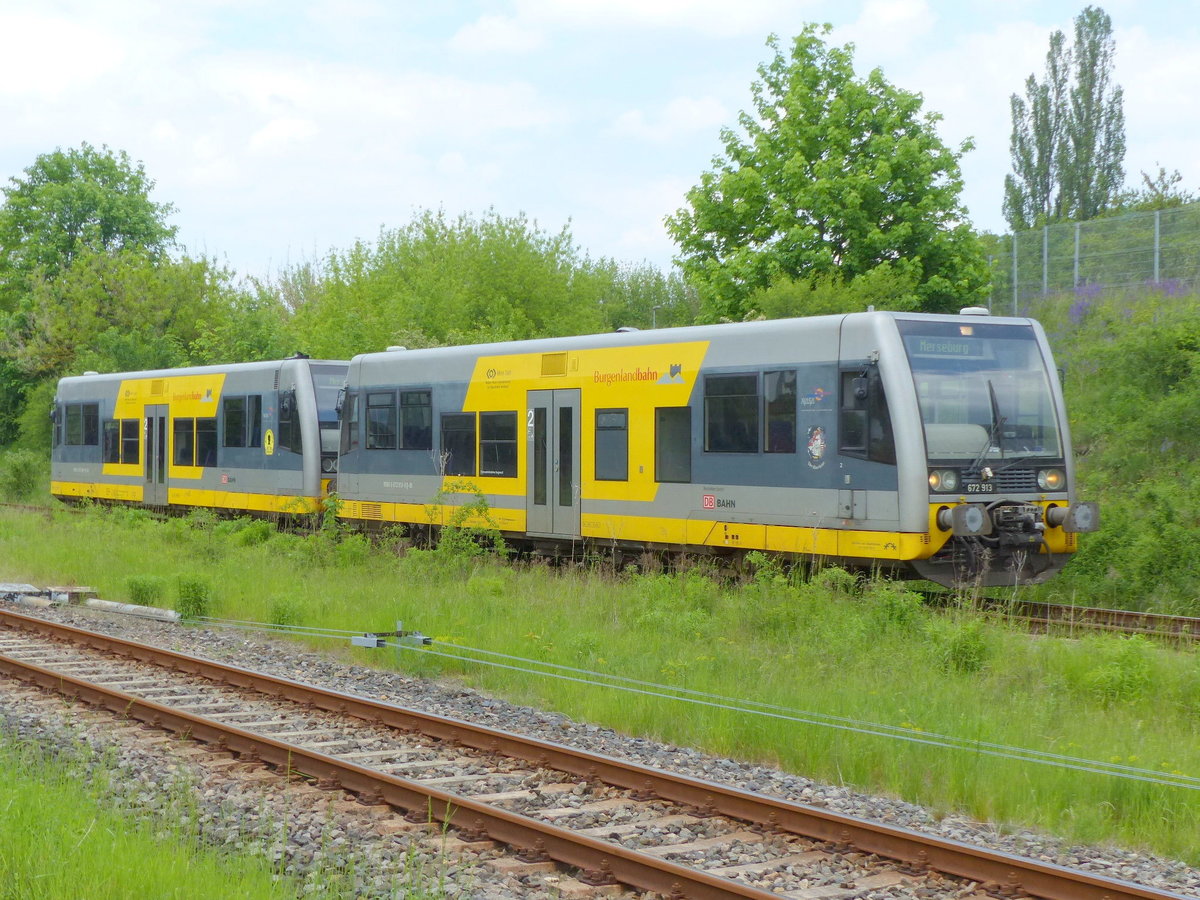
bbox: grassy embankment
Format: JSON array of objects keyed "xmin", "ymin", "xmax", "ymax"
[
  {"xmin": 1, "ymin": 501, "xmax": 1198, "ymax": 865},
  {"xmin": 0, "ymin": 735, "xmax": 300, "ymax": 899}
]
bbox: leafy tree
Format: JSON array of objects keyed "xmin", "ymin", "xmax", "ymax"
[
  {"xmin": 1003, "ymin": 6, "xmax": 1125, "ymax": 230},
  {"xmin": 1003, "ymin": 31, "xmax": 1070, "ymax": 228},
  {"xmin": 0, "ymin": 143, "xmax": 177, "ymax": 308},
  {"xmin": 1120, "ymin": 166, "xmax": 1197, "ymax": 212},
  {"xmin": 286, "ymin": 209, "xmax": 612, "ymax": 358},
  {"xmin": 0, "ymin": 249, "xmax": 233, "ymax": 378},
  {"xmin": 665, "ymin": 26, "xmax": 989, "ymax": 321}
]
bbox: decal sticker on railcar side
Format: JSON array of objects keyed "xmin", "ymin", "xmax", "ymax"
[
  {"xmin": 806, "ymin": 426, "xmax": 827, "ymax": 469},
  {"xmin": 264, "ymin": 429, "xmax": 275, "ymax": 456}
]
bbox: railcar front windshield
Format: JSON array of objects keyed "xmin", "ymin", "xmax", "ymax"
[
  {"xmin": 897, "ymin": 319, "xmax": 1062, "ymax": 462},
  {"xmin": 311, "ymin": 365, "xmax": 348, "ymax": 429}
]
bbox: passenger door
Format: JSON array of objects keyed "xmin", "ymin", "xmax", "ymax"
[
  {"xmin": 526, "ymin": 389, "xmax": 580, "ymax": 538},
  {"xmin": 144, "ymin": 404, "xmax": 168, "ymax": 506}
]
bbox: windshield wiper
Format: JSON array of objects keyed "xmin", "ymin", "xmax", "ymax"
[{"xmin": 971, "ymin": 379, "xmax": 1007, "ymax": 472}]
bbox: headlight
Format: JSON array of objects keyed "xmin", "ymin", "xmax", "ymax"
[
  {"xmin": 1037, "ymin": 468, "xmax": 1065, "ymax": 491},
  {"xmin": 928, "ymin": 469, "xmax": 960, "ymax": 492}
]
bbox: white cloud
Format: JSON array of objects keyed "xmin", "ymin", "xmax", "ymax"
[
  {"xmin": 838, "ymin": 0, "xmax": 933, "ymax": 62},
  {"xmin": 610, "ymin": 96, "xmax": 728, "ymax": 143},
  {"xmin": 512, "ymin": 0, "xmax": 814, "ymax": 37},
  {"xmin": 248, "ymin": 117, "xmax": 319, "ymax": 155},
  {"xmin": 449, "ymin": 14, "xmax": 545, "ymax": 54},
  {"xmin": 0, "ymin": 10, "xmax": 126, "ymax": 98}
]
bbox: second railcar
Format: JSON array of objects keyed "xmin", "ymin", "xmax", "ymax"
[
  {"xmin": 334, "ymin": 310, "xmax": 1096, "ymax": 587},
  {"xmin": 51, "ymin": 355, "xmax": 347, "ymax": 514}
]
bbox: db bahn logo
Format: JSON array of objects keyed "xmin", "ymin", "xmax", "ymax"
[{"xmin": 702, "ymin": 494, "xmax": 716, "ymax": 509}]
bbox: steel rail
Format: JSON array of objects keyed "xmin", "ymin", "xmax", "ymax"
[
  {"xmin": 1006, "ymin": 601, "xmax": 1200, "ymax": 640},
  {"xmin": 0, "ymin": 608, "xmax": 1190, "ymax": 900}
]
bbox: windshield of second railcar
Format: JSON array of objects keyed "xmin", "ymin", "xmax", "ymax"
[
  {"xmin": 897, "ymin": 319, "xmax": 1062, "ymax": 461},
  {"xmin": 310, "ymin": 364, "xmax": 347, "ymax": 428}
]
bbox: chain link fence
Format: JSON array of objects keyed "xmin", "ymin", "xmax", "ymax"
[{"xmin": 986, "ymin": 202, "xmax": 1200, "ymax": 316}]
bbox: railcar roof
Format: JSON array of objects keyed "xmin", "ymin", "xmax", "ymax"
[{"xmin": 56, "ymin": 358, "xmax": 349, "ymax": 386}]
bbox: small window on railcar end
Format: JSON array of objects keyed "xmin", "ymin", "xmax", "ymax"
[
  {"xmin": 340, "ymin": 391, "xmax": 359, "ymax": 455},
  {"xmin": 655, "ymin": 406, "xmax": 691, "ymax": 483},
  {"xmin": 764, "ymin": 370, "xmax": 797, "ymax": 453},
  {"xmin": 480, "ymin": 411, "xmax": 518, "ymax": 477},
  {"xmin": 704, "ymin": 374, "xmax": 758, "ymax": 453},
  {"xmin": 441, "ymin": 413, "xmax": 476, "ymax": 477},
  {"xmin": 278, "ymin": 389, "xmax": 302, "ymax": 453},
  {"xmin": 839, "ymin": 369, "xmax": 895, "ymax": 465},
  {"xmin": 595, "ymin": 408, "xmax": 628, "ymax": 480}
]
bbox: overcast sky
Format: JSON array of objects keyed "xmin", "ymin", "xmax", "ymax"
[{"xmin": 1, "ymin": 0, "xmax": 1196, "ymax": 280}]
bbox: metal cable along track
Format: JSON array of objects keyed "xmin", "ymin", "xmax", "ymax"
[{"xmin": 0, "ymin": 608, "xmax": 1188, "ymax": 900}]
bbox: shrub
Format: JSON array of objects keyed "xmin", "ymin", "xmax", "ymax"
[
  {"xmin": 175, "ymin": 575, "xmax": 213, "ymax": 620},
  {"xmin": 234, "ymin": 519, "xmax": 274, "ymax": 546},
  {"xmin": 126, "ymin": 575, "xmax": 166, "ymax": 607},
  {"xmin": 928, "ymin": 618, "xmax": 991, "ymax": 674},
  {"xmin": 0, "ymin": 449, "xmax": 42, "ymax": 500},
  {"xmin": 269, "ymin": 596, "xmax": 305, "ymax": 627}
]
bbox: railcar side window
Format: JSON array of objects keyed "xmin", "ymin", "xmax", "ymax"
[
  {"xmin": 66, "ymin": 405, "xmax": 82, "ymax": 445},
  {"xmin": 764, "ymin": 370, "xmax": 797, "ymax": 453},
  {"xmin": 839, "ymin": 370, "xmax": 896, "ymax": 465},
  {"xmin": 63, "ymin": 403, "xmax": 100, "ymax": 446},
  {"xmin": 655, "ymin": 407, "xmax": 691, "ymax": 483},
  {"xmin": 196, "ymin": 418, "xmax": 218, "ymax": 466},
  {"xmin": 595, "ymin": 409, "xmax": 628, "ymax": 481},
  {"xmin": 704, "ymin": 374, "xmax": 758, "ymax": 453},
  {"xmin": 173, "ymin": 418, "xmax": 195, "ymax": 466},
  {"xmin": 247, "ymin": 395, "xmax": 262, "ymax": 448},
  {"xmin": 480, "ymin": 411, "xmax": 518, "ymax": 477},
  {"xmin": 367, "ymin": 391, "xmax": 398, "ymax": 450},
  {"xmin": 122, "ymin": 419, "xmax": 138, "ymax": 462},
  {"xmin": 173, "ymin": 417, "xmax": 218, "ymax": 466},
  {"xmin": 340, "ymin": 391, "xmax": 360, "ymax": 454},
  {"xmin": 441, "ymin": 413, "xmax": 476, "ymax": 476},
  {"xmin": 401, "ymin": 391, "xmax": 433, "ymax": 450},
  {"xmin": 102, "ymin": 419, "xmax": 140, "ymax": 464},
  {"xmin": 223, "ymin": 397, "xmax": 246, "ymax": 448},
  {"xmin": 103, "ymin": 420, "xmax": 120, "ymax": 463}
]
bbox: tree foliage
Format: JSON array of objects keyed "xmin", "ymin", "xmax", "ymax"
[
  {"xmin": 666, "ymin": 26, "xmax": 988, "ymax": 321},
  {"xmin": 1004, "ymin": 6, "xmax": 1125, "ymax": 230},
  {"xmin": 286, "ymin": 209, "xmax": 642, "ymax": 358},
  {"xmin": 0, "ymin": 143, "xmax": 177, "ymax": 307}
]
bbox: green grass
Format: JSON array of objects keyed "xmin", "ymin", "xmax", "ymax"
[
  {"xmin": 0, "ymin": 734, "xmax": 296, "ymax": 899},
  {"xmin": 3, "ymin": 504, "xmax": 1199, "ymax": 864}
]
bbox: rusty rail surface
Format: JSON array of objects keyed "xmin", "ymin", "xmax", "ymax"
[
  {"xmin": 0, "ymin": 607, "xmax": 1190, "ymax": 900},
  {"xmin": 1002, "ymin": 600, "xmax": 1200, "ymax": 641}
]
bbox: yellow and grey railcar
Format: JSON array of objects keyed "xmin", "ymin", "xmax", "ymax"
[
  {"xmin": 51, "ymin": 356, "xmax": 348, "ymax": 515},
  {"xmin": 335, "ymin": 310, "xmax": 1097, "ymax": 587}
]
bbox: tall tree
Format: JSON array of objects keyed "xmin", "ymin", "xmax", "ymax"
[
  {"xmin": 0, "ymin": 143, "xmax": 177, "ymax": 308},
  {"xmin": 1064, "ymin": 6, "xmax": 1125, "ymax": 221},
  {"xmin": 1003, "ymin": 31, "xmax": 1070, "ymax": 229},
  {"xmin": 666, "ymin": 27, "xmax": 988, "ymax": 321},
  {"xmin": 1003, "ymin": 6, "xmax": 1125, "ymax": 230}
]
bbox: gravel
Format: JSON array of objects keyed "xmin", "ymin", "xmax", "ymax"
[{"xmin": 2, "ymin": 600, "xmax": 1198, "ymax": 897}]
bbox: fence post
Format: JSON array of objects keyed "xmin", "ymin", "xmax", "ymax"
[
  {"xmin": 1012, "ymin": 233, "xmax": 1018, "ymax": 315},
  {"xmin": 1042, "ymin": 225, "xmax": 1049, "ymax": 296},
  {"xmin": 1073, "ymin": 223, "xmax": 1080, "ymax": 288},
  {"xmin": 1154, "ymin": 210, "xmax": 1161, "ymax": 283}
]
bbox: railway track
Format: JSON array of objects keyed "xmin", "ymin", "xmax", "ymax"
[
  {"xmin": 1001, "ymin": 600, "xmax": 1200, "ymax": 641},
  {"xmin": 0, "ymin": 608, "xmax": 1187, "ymax": 900}
]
